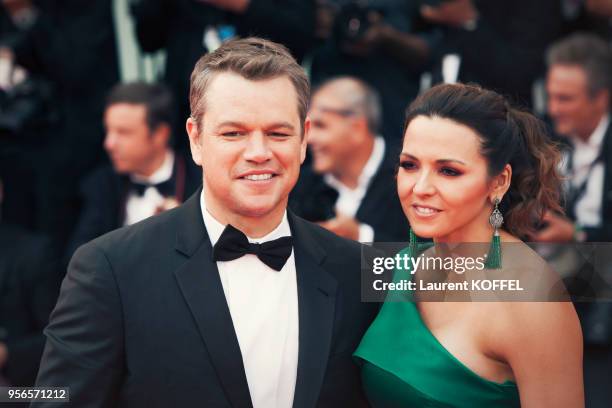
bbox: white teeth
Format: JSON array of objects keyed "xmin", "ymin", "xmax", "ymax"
[
  {"xmin": 414, "ymin": 206, "xmax": 439, "ymax": 215},
  {"xmin": 244, "ymin": 174, "xmax": 273, "ymax": 181}
]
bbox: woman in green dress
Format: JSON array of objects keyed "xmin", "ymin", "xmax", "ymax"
[{"xmin": 354, "ymin": 83, "xmax": 584, "ymax": 407}]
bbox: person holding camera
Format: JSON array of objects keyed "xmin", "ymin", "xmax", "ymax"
[{"xmin": 310, "ymin": 0, "xmax": 441, "ymax": 145}]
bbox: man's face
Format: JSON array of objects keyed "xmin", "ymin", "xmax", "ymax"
[
  {"xmin": 104, "ymin": 103, "xmax": 164, "ymax": 175},
  {"xmin": 187, "ymin": 72, "xmax": 307, "ymax": 223},
  {"xmin": 546, "ymin": 64, "xmax": 608, "ymax": 139},
  {"xmin": 308, "ymin": 90, "xmax": 360, "ymax": 175}
]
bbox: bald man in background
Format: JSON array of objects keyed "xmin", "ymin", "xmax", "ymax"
[{"xmin": 290, "ymin": 77, "xmax": 409, "ymax": 242}]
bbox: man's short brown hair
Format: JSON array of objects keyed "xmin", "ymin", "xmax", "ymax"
[
  {"xmin": 546, "ymin": 32, "xmax": 612, "ymax": 97},
  {"xmin": 189, "ymin": 37, "xmax": 310, "ymax": 132}
]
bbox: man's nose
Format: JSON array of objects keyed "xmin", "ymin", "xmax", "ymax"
[
  {"xmin": 243, "ymin": 132, "xmax": 272, "ymax": 163},
  {"xmin": 547, "ymin": 98, "xmax": 561, "ymax": 117},
  {"xmin": 104, "ymin": 133, "xmax": 117, "ymax": 152}
]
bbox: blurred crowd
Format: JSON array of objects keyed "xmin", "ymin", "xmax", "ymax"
[{"xmin": 1, "ymin": 0, "xmax": 612, "ymax": 406}]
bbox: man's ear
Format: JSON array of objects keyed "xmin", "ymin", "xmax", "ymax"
[
  {"xmin": 489, "ymin": 164, "xmax": 512, "ymax": 202},
  {"xmin": 353, "ymin": 116, "xmax": 369, "ymax": 135},
  {"xmin": 151, "ymin": 123, "xmax": 171, "ymax": 147},
  {"xmin": 594, "ymin": 88, "xmax": 610, "ymax": 113},
  {"xmin": 186, "ymin": 117, "xmax": 203, "ymax": 166},
  {"xmin": 300, "ymin": 116, "xmax": 310, "ymax": 164}
]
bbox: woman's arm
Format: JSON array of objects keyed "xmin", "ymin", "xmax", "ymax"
[{"xmin": 500, "ymin": 302, "xmax": 584, "ymax": 408}]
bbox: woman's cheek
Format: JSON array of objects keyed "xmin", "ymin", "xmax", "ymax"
[{"xmin": 396, "ymin": 172, "xmax": 414, "ymax": 200}]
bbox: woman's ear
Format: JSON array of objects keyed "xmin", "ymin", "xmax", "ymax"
[{"xmin": 489, "ymin": 164, "xmax": 512, "ymax": 202}]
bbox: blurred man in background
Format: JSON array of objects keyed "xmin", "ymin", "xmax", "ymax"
[
  {"xmin": 539, "ymin": 33, "xmax": 612, "ymax": 244},
  {"xmin": 66, "ymin": 82, "xmax": 200, "ymax": 259},
  {"xmin": 290, "ymin": 77, "xmax": 409, "ymax": 242},
  {"xmin": 540, "ymin": 32, "xmax": 612, "ymax": 408}
]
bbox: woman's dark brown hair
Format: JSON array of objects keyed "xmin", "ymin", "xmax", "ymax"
[{"xmin": 404, "ymin": 83, "xmax": 563, "ymax": 237}]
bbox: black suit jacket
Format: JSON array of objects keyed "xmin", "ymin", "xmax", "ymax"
[
  {"xmin": 66, "ymin": 154, "xmax": 201, "ymax": 261},
  {"xmin": 291, "ymin": 146, "xmax": 410, "ymax": 242},
  {"xmin": 35, "ymin": 190, "xmax": 378, "ymax": 407},
  {"xmin": 564, "ymin": 120, "xmax": 612, "ymax": 242}
]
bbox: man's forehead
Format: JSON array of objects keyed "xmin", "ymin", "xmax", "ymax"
[
  {"xmin": 310, "ymin": 102, "xmax": 358, "ymax": 120},
  {"xmin": 206, "ymin": 73, "xmax": 298, "ymax": 109},
  {"xmin": 107, "ymin": 102, "xmax": 147, "ymax": 115},
  {"xmin": 105, "ymin": 103, "xmax": 148, "ymax": 125},
  {"xmin": 207, "ymin": 71, "xmax": 295, "ymax": 95},
  {"xmin": 548, "ymin": 64, "xmax": 588, "ymax": 85}
]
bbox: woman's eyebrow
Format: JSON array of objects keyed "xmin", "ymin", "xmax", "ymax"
[{"xmin": 400, "ymin": 153, "xmax": 465, "ymax": 166}]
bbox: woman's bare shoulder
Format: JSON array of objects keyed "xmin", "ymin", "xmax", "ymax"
[{"xmin": 484, "ymin": 300, "xmax": 582, "ymax": 355}]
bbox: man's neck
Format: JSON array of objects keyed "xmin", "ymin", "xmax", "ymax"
[
  {"xmin": 134, "ymin": 148, "xmax": 170, "ymax": 179},
  {"xmin": 333, "ymin": 135, "xmax": 375, "ymax": 189},
  {"xmin": 575, "ymin": 112, "xmax": 608, "ymax": 143}
]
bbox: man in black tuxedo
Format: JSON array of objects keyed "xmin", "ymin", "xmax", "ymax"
[
  {"xmin": 35, "ymin": 38, "xmax": 378, "ymax": 407},
  {"xmin": 66, "ymin": 82, "xmax": 201, "ymax": 261},
  {"xmin": 291, "ymin": 77, "xmax": 409, "ymax": 242}
]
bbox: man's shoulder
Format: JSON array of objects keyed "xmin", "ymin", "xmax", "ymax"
[
  {"xmin": 80, "ymin": 204, "xmax": 184, "ymax": 257},
  {"xmin": 80, "ymin": 164, "xmax": 124, "ymax": 197},
  {"xmin": 83, "ymin": 164, "xmax": 120, "ymax": 184}
]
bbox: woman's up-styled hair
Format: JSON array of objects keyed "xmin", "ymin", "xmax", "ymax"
[{"xmin": 404, "ymin": 83, "xmax": 563, "ymax": 237}]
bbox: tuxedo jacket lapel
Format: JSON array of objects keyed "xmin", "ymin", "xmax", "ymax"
[
  {"xmin": 171, "ymin": 194, "xmax": 339, "ymax": 408},
  {"xmin": 173, "ymin": 192, "xmax": 253, "ymax": 408},
  {"xmin": 289, "ymin": 212, "xmax": 338, "ymax": 408}
]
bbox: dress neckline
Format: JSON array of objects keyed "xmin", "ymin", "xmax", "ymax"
[{"xmin": 409, "ymin": 301, "xmax": 517, "ymax": 388}]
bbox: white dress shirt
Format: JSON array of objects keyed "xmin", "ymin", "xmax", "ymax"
[
  {"xmin": 567, "ymin": 114, "xmax": 609, "ymax": 227},
  {"xmin": 123, "ymin": 150, "xmax": 174, "ymax": 226},
  {"xmin": 200, "ymin": 191, "xmax": 299, "ymax": 408},
  {"xmin": 323, "ymin": 136, "xmax": 386, "ymax": 242}
]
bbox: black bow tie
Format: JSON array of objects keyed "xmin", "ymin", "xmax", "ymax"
[
  {"xmin": 130, "ymin": 179, "xmax": 174, "ymax": 197},
  {"xmin": 212, "ymin": 224, "xmax": 293, "ymax": 271}
]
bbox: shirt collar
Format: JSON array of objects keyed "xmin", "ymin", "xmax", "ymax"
[
  {"xmin": 199, "ymin": 189, "xmax": 291, "ymax": 247},
  {"xmin": 130, "ymin": 149, "xmax": 174, "ymax": 184},
  {"xmin": 324, "ymin": 136, "xmax": 385, "ymax": 191},
  {"xmin": 572, "ymin": 114, "xmax": 610, "ymax": 150}
]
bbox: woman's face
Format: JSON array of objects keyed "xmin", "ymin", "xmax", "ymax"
[{"xmin": 397, "ymin": 115, "xmax": 496, "ymax": 243}]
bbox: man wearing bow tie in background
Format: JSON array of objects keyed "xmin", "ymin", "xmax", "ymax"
[
  {"xmin": 35, "ymin": 38, "xmax": 378, "ymax": 408},
  {"xmin": 65, "ymin": 82, "xmax": 201, "ymax": 262}
]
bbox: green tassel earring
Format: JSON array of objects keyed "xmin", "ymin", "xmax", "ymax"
[
  {"xmin": 485, "ymin": 198, "xmax": 503, "ymax": 269},
  {"xmin": 409, "ymin": 228, "xmax": 418, "ymax": 254}
]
